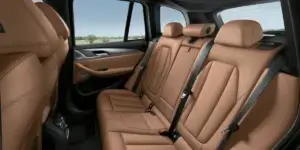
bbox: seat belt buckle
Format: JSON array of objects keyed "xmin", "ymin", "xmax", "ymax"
[
  {"xmin": 145, "ymin": 103, "xmax": 155, "ymax": 115},
  {"xmin": 140, "ymin": 64, "xmax": 146, "ymax": 71},
  {"xmin": 160, "ymin": 130, "xmax": 181, "ymax": 142},
  {"xmin": 140, "ymin": 92, "xmax": 144, "ymax": 98},
  {"xmin": 222, "ymin": 122, "xmax": 239, "ymax": 134},
  {"xmin": 181, "ymin": 89, "xmax": 193, "ymax": 99}
]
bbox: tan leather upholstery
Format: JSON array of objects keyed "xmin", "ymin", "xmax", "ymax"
[
  {"xmin": 0, "ymin": 0, "xmax": 59, "ymax": 58},
  {"xmin": 97, "ymin": 21, "xmax": 298, "ymax": 150},
  {"xmin": 1, "ymin": 54, "xmax": 45, "ymax": 150},
  {"xmin": 0, "ymin": 0, "xmax": 62, "ymax": 149},
  {"xmin": 214, "ymin": 20, "xmax": 263, "ymax": 48},
  {"xmin": 74, "ymin": 52, "xmax": 144, "ymax": 78},
  {"xmin": 99, "ymin": 23, "xmax": 186, "ymax": 115},
  {"xmin": 183, "ymin": 24, "xmax": 215, "ymax": 37},
  {"xmin": 35, "ymin": 2, "xmax": 70, "ymax": 39},
  {"xmin": 35, "ymin": 2, "xmax": 70, "ymax": 123},
  {"xmin": 224, "ymin": 72, "xmax": 298, "ymax": 149},
  {"xmin": 97, "ymin": 24, "xmax": 215, "ymax": 148},
  {"xmin": 162, "ymin": 22, "xmax": 183, "ymax": 38}
]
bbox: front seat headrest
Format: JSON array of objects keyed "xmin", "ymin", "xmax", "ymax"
[
  {"xmin": 183, "ymin": 24, "xmax": 216, "ymax": 37},
  {"xmin": 0, "ymin": 0, "xmax": 59, "ymax": 58},
  {"xmin": 214, "ymin": 20, "xmax": 263, "ymax": 48},
  {"xmin": 35, "ymin": 2, "xmax": 70, "ymax": 40}
]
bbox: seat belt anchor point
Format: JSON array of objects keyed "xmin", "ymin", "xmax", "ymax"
[
  {"xmin": 222, "ymin": 123, "xmax": 239, "ymax": 134},
  {"xmin": 140, "ymin": 65, "xmax": 146, "ymax": 71},
  {"xmin": 181, "ymin": 90, "xmax": 193, "ymax": 99}
]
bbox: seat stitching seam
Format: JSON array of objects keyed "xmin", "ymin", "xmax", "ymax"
[
  {"xmin": 1, "ymin": 87, "xmax": 39, "ymax": 111},
  {"xmin": 0, "ymin": 53, "xmax": 32, "ymax": 79},
  {"xmin": 153, "ymin": 47, "xmax": 171, "ymax": 94},
  {"xmin": 108, "ymin": 94, "xmax": 115, "ymax": 111},
  {"xmin": 184, "ymin": 62, "xmax": 213, "ymax": 124},
  {"xmin": 146, "ymin": 47, "xmax": 161, "ymax": 89},
  {"xmin": 148, "ymin": 47, "xmax": 164, "ymax": 94},
  {"xmin": 197, "ymin": 65, "xmax": 236, "ymax": 141}
]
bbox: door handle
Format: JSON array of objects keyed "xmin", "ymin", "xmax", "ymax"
[{"xmin": 98, "ymin": 68, "xmax": 108, "ymax": 71}]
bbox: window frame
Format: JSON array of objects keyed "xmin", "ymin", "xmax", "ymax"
[
  {"xmin": 125, "ymin": 2, "xmax": 148, "ymax": 42},
  {"xmin": 72, "ymin": 1, "xmax": 148, "ymax": 46}
]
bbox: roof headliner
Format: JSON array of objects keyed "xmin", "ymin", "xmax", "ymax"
[{"xmin": 165, "ymin": 0, "xmax": 278, "ymax": 12}]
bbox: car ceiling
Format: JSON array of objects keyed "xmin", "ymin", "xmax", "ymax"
[{"xmin": 163, "ymin": 0, "xmax": 278, "ymax": 12}]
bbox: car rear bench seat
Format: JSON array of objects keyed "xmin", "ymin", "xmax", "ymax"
[{"xmin": 97, "ymin": 20, "xmax": 299, "ymax": 150}]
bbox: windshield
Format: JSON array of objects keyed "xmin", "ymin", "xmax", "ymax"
[{"xmin": 220, "ymin": 2, "xmax": 284, "ymax": 32}]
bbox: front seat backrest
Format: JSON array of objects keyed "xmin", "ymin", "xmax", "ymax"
[
  {"xmin": 35, "ymin": 2, "xmax": 70, "ymax": 122},
  {"xmin": 0, "ymin": 0, "xmax": 60, "ymax": 149},
  {"xmin": 35, "ymin": 2, "xmax": 70, "ymax": 64}
]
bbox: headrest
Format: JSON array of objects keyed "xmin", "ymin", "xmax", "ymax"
[
  {"xmin": 214, "ymin": 20, "xmax": 263, "ymax": 48},
  {"xmin": 36, "ymin": 2, "xmax": 70, "ymax": 39},
  {"xmin": 162, "ymin": 22, "xmax": 183, "ymax": 38},
  {"xmin": 183, "ymin": 24, "xmax": 215, "ymax": 37},
  {"xmin": 0, "ymin": 0, "xmax": 59, "ymax": 58}
]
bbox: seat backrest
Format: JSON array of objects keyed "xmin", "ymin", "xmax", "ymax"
[
  {"xmin": 0, "ymin": 0, "xmax": 60, "ymax": 149},
  {"xmin": 125, "ymin": 22, "xmax": 184, "ymax": 99},
  {"xmin": 148, "ymin": 24, "xmax": 216, "ymax": 121},
  {"xmin": 35, "ymin": 2, "xmax": 70, "ymax": 122},
  {"xmin": 174, "ymin": 20, "xmax": 284, "ymax": 149},
  {"xmin": 35, "ymin": 2, "xmax": 70, "ymax": 64}
]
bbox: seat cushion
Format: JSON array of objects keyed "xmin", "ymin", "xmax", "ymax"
[
  {"xmin": 97, "ymin": 89, "xmax": 147, "ymax": 112},
  {"xmin": 102, "ymin": 132, "xmax": 191, "ymax": 150},
  {"xmin": 99, "ymin": 111, "xmax": 167, "ymax": 135}
]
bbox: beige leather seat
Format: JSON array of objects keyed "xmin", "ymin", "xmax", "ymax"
[
  {"xmin": 0, "ymin": 0, "xmax": 62, "ymax": 149},
  {"xmin": 97, "ymin": 20, "xmax": 299, "ymax": 150},
  {"xmin": 35, "ymin": 2, "xmax": 70, "ymax": 122},
  {"xmin": 97, "ymin": 22, "xmax": 185, "ymax": 113},
  {"xmin": 98, "ymin": 24, "xmax": 216, "ymax": 133}
]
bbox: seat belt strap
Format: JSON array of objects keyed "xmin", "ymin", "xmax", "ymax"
[
  {"xmin": 218, "ymin": 55, "xmax": 286, "ymax": 150},
  {"xmin": 132, "ymin": 38, "xmax": 159, "ymax": 92},
  {"xmin": 160, "ymin": 40, "xmax": 214, "ymax": 142}
]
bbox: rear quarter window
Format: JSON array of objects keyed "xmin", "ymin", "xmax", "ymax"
[{"xmin": 219, "ymin": 2, "xmax": 284, "ymax": 32}]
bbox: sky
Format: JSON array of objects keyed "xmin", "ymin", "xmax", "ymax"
[
  {"xmin": 47, "ymin": 0, "xmax": 283, "ymax": 37},
  {"xmin": 73, "ymin": 0, "xmax": 186, "ymax": 37},
  {"xmin": 221, "ymin": 1, "xmax": 284, "ymax": 31}
]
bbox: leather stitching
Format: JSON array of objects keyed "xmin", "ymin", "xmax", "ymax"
[{"xmin": 0, "ymin": 53, "xmax": 32, "ymax": 79}]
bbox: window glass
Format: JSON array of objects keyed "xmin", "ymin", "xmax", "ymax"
[
  {"xmin": 128, "ymin": 3, "xmax": 145, "ymax": 40},
  {"xmin": 32, "ymin": 0, "xmax": 43, "ymax": 2},
  {"xmin": 160, "ymin": 6, "xmax": 186, "ymax": 31},
  {"xmin": 74, "ymin": 0, "xmax": 128, "ymax": 45},
  {"xmin": 220, "ymin": 2, "xmax": 284, "ymax": 31}
]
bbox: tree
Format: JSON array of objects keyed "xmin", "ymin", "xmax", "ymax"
[
  {"xmin": 75, "ymin": 36, "xmax": 85, "ymax": 40},
  {"xmin": 85, "ymin": 35, "xmax": 97, "ymax": 44},
  {"xmin": 101, "ymin": 37, "xmax": 110, "ymax": 43}
]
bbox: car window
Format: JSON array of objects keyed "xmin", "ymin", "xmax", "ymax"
[
  {"xmin": 160, "ymin": 6, "xmax": 186, "ymax": 32},
  {"xmin": 73, "ymin": 0, "xmax": 145, "ymax": 45},
  {"xmin": 220, "ymin": 2, "xmax": 284, "ymax": 31},
  {"xmin": 128, "ymin": 3, "xmax": 145, "ymax": 40}
]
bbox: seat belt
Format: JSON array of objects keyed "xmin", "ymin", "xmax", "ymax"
[
  {"xmin": 160, "ymin": 40, "xmax": 214, "ymax": 142},
  {"xmin": 218, "ymin": 55, "xmax": 286, "ymax": 150},
  {"xmin": 132, "ymin": 38, "xmax": 159, "ymax": 92}
]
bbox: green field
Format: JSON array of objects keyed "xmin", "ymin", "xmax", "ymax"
[
  {"xmin": 75, "ymin": 38, "xmax": 123, "ymax": 45},
  {"xmin": 75, "ymin": 35, "xmax": 144, "ymax": 45}
]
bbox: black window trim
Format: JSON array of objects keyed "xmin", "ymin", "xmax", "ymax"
[{"xmin": 124, "ymin": 2, "xmax": 134, "ymax": 42}]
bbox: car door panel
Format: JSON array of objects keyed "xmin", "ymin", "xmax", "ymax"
[
  {"xmin": 74, "ymin": 50, "xmax": 143, "ymax": 77},
  {"xmin": 73, "ymin": 48, "xmax": 143, "ymax": 93}
]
